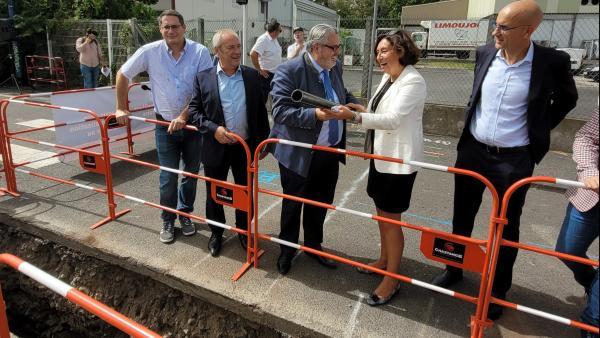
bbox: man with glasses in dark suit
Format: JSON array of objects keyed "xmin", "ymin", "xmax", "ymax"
[
  {"xmin": 430, "ymin": 0, "xmax": 578, "ymax": 320},
  {"xmin": 268, "ymin": 24, "xmax": 360, "ymax": 275}
]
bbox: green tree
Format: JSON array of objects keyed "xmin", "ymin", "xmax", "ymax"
[
  {"xmin": 314, "ymin": 0, "xmax": 442, "ymax": 19},
  {"xmin": 0, "ymin": 0, "xmax": 159, "ymax": 37}
]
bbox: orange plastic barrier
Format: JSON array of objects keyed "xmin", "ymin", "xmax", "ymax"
[
  {"xmin": 476, "ymin": 176, "xmax": 600, "ymax": 338},
  {"xmin": 0, "ymin": 253, "xmax": 161, "ymax": 337},
  {"xmin": 103, "ymin": 115, "xmax": 262, "ymax": 281},
  {"xmin": 251, "ymin": 138, "xmax": 501, "ymax": 336},
  {"xmin": 25, "ymin": 55, "xmax": 67, "ymax": 90},
  {"xmin": 0, "ymin": 95, "xmax": 131, "ymax": 228}
]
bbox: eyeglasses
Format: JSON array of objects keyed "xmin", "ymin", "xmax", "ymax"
[
  {"xmin": 492, "ymin": 23, "xmax": 531, "ymax": 33},
  {"xmin": 161, "ymin": 24, "xmax": 182, "ymax": 30},
  {"xmin": 321, "ymin": 44, "xmax": 342, "ymax": 52}
]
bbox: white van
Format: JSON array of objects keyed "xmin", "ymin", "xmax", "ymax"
[{"xmin": 557, "ymin": 48, "xmax": 586, "ymax": 73}]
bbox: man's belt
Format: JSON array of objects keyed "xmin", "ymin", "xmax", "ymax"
[{"xmin": 472, "ymin": 138, "xmax": 529, "ymax": 155}]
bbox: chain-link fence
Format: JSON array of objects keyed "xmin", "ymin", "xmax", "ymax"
[{"xmin": 41, "ymin": 13, "xmax": 598, "ymax": 118}]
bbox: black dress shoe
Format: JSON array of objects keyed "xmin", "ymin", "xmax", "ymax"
[
  {"xmin": 208, "ymin": 233, "xmax": 222, "ymax": 257},
  {"xmin": 487, "ymin": 303, "xmax": 504, "ymax": 320},
  {"xmin": 488, "ymin": 293, "xmax": 505, "ymax": 320},
  {"xmin": 238, "ymin": 234, "xmax": 248, "ymax": 251},
  {"xmin": 277, "ymin": 253, "xmax": 293, "ymax": 275},
  {"xmin": 305, "ymin": 252, "xmax": 337, "ymax": 269},
  {"xmin": 431, "ymin": 270, "xmax": 463, "ymax": 288}
]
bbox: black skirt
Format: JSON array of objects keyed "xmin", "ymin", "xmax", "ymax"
[{"xmin": 367, "ymin": 160, "xmax": 417, "ymax": 214}]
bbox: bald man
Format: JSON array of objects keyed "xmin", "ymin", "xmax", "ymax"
[{"xmin": 431, "ymin": 0, "xmax": 578, "ymax": 320}]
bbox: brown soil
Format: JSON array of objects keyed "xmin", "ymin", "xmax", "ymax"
[{"xmin": 0, "ymin": 224, "xmax": 283, "ymax": 338}]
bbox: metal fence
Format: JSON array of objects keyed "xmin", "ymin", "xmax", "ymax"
[{"xmin": 42, "ymin": 14, "xmax": 598, "ymax": 118}]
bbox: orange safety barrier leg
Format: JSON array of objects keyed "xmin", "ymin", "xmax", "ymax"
[
  {"xmin": 90, "ymin": 208, "xmax": 132, "ymax": 230},
  {"xmin": 231, "ymin": 244, "xmax": 265, "ymax": 282},
  {"xmin": 90, "ymin": 118, "xmax": 133, "ymax": 229},
  {"xmin": 118, "ymin": 123, "xmax": 139, "ymax": 158},
  {"xmin": 232, "ymin": 164, "xmax": 265, "ymax": 281},
  {"xmin": 470, "ymin": 315, "xmax": 493, "ymax": 338},
  {"xmin": 0, "ymin": 286, "xmax": 10, "ymax": 338}
]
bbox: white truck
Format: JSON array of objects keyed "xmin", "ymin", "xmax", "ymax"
[
  {"xmin": 411, "ymin": 20, "xmax": 490, "ymax": 59},
  {"xmin": 556, "ymin": 48, "xmax": 586, "ymax": 73}
]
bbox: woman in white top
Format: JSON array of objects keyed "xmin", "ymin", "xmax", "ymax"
[{"xmin": 338, "ymin": 30, "xmax": 426, "ymax": 306}]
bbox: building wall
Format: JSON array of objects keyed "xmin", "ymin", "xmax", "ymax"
[
  {"xmin": 152, "ymin": 0, "xmax": 171, "ymax": 11},
  {"xmin": 467, "ymin": 0, "xmax": 599, "ymax": 19},
  {"xmin": 401, "ymin": 0, "xmax": 469, "ymax": 26}
]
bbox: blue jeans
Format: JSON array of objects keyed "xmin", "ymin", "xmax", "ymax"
[
  {"xmin": 80, "ymin": 64, "xmax": 100, "ymax": 88},
  {"xmin": 155, "ymin": 125, "xmax": 202, "ymax": 222},
  {"xmin": 556, "ymin": 202, "xmax": 599, "ymax": 328}
]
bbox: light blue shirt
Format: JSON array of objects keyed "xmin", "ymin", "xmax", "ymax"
[
  {"xmin": 470, "ymin": 42, "xmax": 534, "ymax": 147},
  {"xmin": 120, "ymin": 38, "xmax": 212, "ymax": 121},
  {"xmin": 217, "ymin": 62, "xmax": 248, "ymax": 140},
  {"xmin": 307, "ymin": 53, "xmax": 342, "ymax": 146}
]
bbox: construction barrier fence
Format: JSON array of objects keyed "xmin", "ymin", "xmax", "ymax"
[{"xmin": 0, "ymin": 88, "xmax": 598, "ymax": 337}]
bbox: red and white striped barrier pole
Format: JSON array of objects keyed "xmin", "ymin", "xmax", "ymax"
[
  {"xmin": 251, "ymin": 138, "xmax": 501, "ymax": 337},
  {"xmin": 0, "ymin": 253, "xmax": 161, "ymax": 338},
  {"xmin": 108, "ymin": 115, "xmax": 260, "ymax": 280},
  {"xmin": 474, "ymin": 176, "xmax": 599, "ymax": 338}
]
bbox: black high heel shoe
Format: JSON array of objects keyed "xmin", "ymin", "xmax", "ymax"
[{"xmin": 366, "ymin": 283, "xmax": 401, "ymax": 306}]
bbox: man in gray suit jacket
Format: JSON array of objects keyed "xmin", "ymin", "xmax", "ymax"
[{"xmin": 269, "ymin": 24, "xmax": 360, "ymax": 275}]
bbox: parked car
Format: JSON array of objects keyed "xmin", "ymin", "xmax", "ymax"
[{"xmin": 582, "ymin": 64, "xmax": 599, "ymax": 82}]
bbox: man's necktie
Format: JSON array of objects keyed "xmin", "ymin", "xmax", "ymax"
[{"xmin": 322, "ymin": 70, "xmax": 339, "ymax": 145}]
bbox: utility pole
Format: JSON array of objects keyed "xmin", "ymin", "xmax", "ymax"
[{"xmin": 366, "ymin": 0, "xmax": 379, "ymax": 100}]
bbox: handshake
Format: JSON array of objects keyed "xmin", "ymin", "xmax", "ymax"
[{"xmin": 291, "ymin": 90, "xmax": 365, "ymax": 122}]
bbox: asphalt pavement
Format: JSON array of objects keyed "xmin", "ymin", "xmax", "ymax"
[{"xmin": 0, "ymin": 99, "xmax": 598, "ymax": 337}]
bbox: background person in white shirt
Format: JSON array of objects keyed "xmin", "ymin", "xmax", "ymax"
[
  {"xmin": 250, "ymin": 18, "xmax": 282, "ymax": 103},
  {"xmin": 287, "ymin": 27, "xmax": 306, "ymax": 60}
]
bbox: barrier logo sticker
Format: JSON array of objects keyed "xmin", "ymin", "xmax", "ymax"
[
  {"xmin": 82, "ymin": 155, "xmax": 97, "ymax": 169},
  {"xmin": 216, "ymin": 187, "xmax": 234, "ymax": 203},
  {"xmin": 432, "ymin": 237, "xmax": 465, "ymax": 264}
]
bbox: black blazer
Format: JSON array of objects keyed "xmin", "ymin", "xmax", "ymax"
[
  {"xmin": 188, "ymin": 65, "xmax": 270, "ymax": 167},
  {"xmin": 458, "ymin": 43, "xmax": 578, "ymax": 164}
]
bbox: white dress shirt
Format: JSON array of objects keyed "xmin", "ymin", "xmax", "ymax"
[
  {"xmin": 120, "ymin": 39, "xmax": 212, "ymax": 121},
  {"xmin": 306, "ymin": 53, "xmax": 342, "ymax": 147},
  {"xmin": 470, "ymin": 42, "xmax": 534, "ymax": 147},
  {"xmin": 216, "ymin": 63, "xmax": 248, "ymax": 140},
  {"xmin": 251, "ymin": 32, "xmax": 282, "ymax": 72}
]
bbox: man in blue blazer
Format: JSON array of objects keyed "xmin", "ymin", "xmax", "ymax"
[
  {"xmin": 269, "ymin": 24, "xmax": 360, "ymax": 274},
  {"xmin": 431, "ymin": 0, "xmax": 578, "ymax": 320},
  {"xmin": 188, "ymin": 29, "xmax": 270, "ymax": 257}
]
